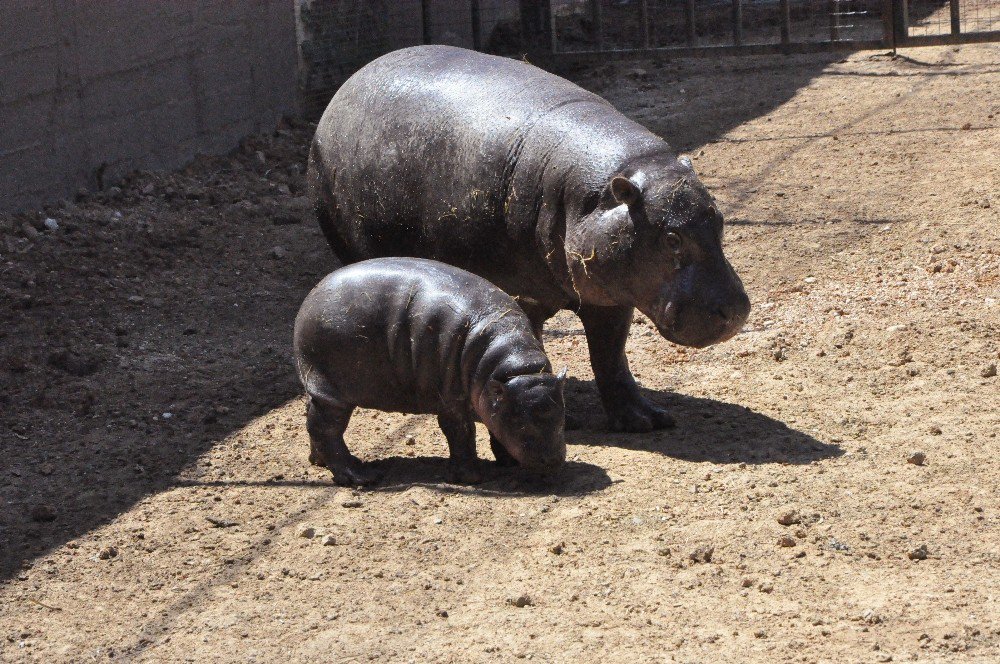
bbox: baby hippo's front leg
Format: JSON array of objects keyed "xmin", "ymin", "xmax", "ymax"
[{"xmin": 437, "ymin": 411, "xmax": 483, "ymax": 484}]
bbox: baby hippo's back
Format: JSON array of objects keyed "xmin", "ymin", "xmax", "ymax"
[{"xmin": 294, "ymin": 258, "xmax": 544, "ymax": 414}]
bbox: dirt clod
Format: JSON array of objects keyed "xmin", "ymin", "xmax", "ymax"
[
  {"xmin": 908, "ymin": 544, "xmax": 929, "ymax": 561},
  {"xmin": 97, "ymin": 546, "xmax": 118, "ymax": 560},
  {"xmin": 907, "ymin": 451, "xmax": 926, "ymax": 466},
  {"xmin": 510, "ymin": 595, "xmax": 533, "ymax": 608},
  {"xmin": 777, "ymin": 510, "xmax": 801, "ymax": 526},
  {"xmin": 689, "ymin": 545, "xmax": 714, "ymax": 563},
  {"xmin": 29, "ymin": 505, "xmax": 57, "ymax": 522},
  {"xmin": 777, "ymin": 535, "xmax": 797, "ymax": 548}
]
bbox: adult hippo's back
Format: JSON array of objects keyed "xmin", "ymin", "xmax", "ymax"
[{"xmin": 308, "ymin": 45, "xmax": 750, "ymax": 432}]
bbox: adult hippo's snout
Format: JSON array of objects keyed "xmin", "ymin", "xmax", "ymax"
[{"xmin": 647, "ymin": 256, "xmax": 751, "ymax": 349}]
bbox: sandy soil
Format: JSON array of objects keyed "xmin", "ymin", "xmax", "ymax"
[{"xmin": 1, "ymin": 44, "xmax": 998, "ymax": 663}]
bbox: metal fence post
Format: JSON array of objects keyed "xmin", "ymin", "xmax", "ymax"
[
  {"xmin": 591, "ymin": 0, "xmax": 604, "ymax": 50},
  {"xmin": 892, "ymin": 0, "xmax": 908, "ymax": 46},
  {"xmin": 471, "ymin": 0, "xmax": 482, "ymax": 50},
  {"xmin": 732, "ymin": 0, "xmax": 743, "ymax": 47},
  {"xmin": 639, "ymin": 0, "xmax": 651, "ymax": 48},
  {"xmin": 780, "ymin": 0, "xmax": 791, "ymax": 47},
  {"xmin": 422, "ymin": 0, "xmax": 432, "ymax": 44},
  {"xmin": 686, "ymin": 0, "xmax": 697, "ymax": 46}
]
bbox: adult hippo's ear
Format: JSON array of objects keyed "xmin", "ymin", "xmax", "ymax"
[
  {"xmin": 487, "ymin": 378, "xmax": 506, "ymax": 402},
  {"xmin": 610, "ymin": 174, "xmax": 644, "ymax": 207}
]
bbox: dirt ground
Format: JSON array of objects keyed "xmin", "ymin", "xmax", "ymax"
[{"xmin": 1, "ymin": 43, "xmax": 998, "ymax": 663}]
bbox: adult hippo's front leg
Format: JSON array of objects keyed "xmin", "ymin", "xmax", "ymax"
[{"xmin": 578, "ymin": 304, "xmax": 675, "ymax": 433}]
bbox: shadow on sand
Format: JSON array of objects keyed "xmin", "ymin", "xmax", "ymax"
[{"xmin": 562, "ymin": 377, "xmax": 843, "ymax": 465}]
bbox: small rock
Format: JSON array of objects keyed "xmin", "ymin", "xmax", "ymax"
[
  {"xmin": 961, "ymin": 122, "xmax": 972, "ymax": 130},
  {"xmin": 777, "ymin": 510, "xmax": 800, "ymax": 526},
  {"xmin": 97, "ymin": 546, "xmax": 118, "ymax": 560},
  {"xmin": 777, "ymin": 535, "xmax": 797, "ymax": 548},
  {"xmin": 753, "ymin": 629, "xmax": 767, "ymax": 638},
  {"xmin": 127, "ymin": 295, "xmax": 145, "ymax": 304},
  {"xmin": 804, "ymin": 276, "xmax": 816, "ymax": 283},
  {"xmin": 759, "ymin": 582, "xmax": 774, "ymax": 593},
  {"xmin": 862, "ymin": 608, "xmax": 884, "ymax": 625},
  {"xmin": 298, "ymin": 526, "xmax": 316, "ymax": 539},
  {"xmin": 907, "ymin": 451, "xmax": 926, "ymax": 466},
  {"xmin": 255, "ymin": 150, "xmax": 266, "ymax": 164},
  {"xmin": 688, "ymin": 545, "xmax": 714, "ymax": 563},
  {"xmin": 270, "ymin": 245, "xmax": 287, "ymax": 260},
  {"xmin": 140, "ymin": 183, "xmax": 155, "ymax": 195},
  {"xmin": 981, "ymin": 363, "xmax": 997, "ymax": 378},
  {"xmin": 907, "ymin": 544, "xmax": 928, "ymax": 561},
  {"xmin": 321, "ymin": 534, "xmax": 336, "ymax": 546},
  {"xmin": 21, "ymin": 223, "xmax": 40, "ymax": 240},
  {"xmin": 43, "ymin": 218, "xmax": 59, "ymax": 231},
  {"xmin": 549, "ymin": 543, "xmax": 564, "ymax": 555},
  {"xmin": 436, "ymin": 610, "xmax": 449, "ymax": 618},
  {"xmin": 404, "ymin": 435, "xmax": 416, "ymax": 446},
  {"xmin": 656, "ymin": 547, "xmax": 671, "ymax": 557},
  {"xmin": 341, "ymin": 500, "xmax": 363, "ymax": 508},
  {"xmin": 929, "ymin": 426, "xmax": 942, "ymax": 435},
  {"xmin": 740, "ymin": 577, "xmax": 755, "ymax": 588},
  {"xmin": 510, "ymin": 595, "xmax": 533, "ymax": 608},
  {"xmin": 30, "ymin": 505, "xmax": 56, "ymax": 522}
]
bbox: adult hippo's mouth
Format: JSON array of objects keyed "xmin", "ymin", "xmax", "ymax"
[{"xmin": 647, "ymin": 290, "xmax": 751, "ymax": 349}]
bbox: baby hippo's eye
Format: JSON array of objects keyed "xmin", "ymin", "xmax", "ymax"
[{"xmin": 663, "ymin": 231, "xmax": 682, "ymax": 251}]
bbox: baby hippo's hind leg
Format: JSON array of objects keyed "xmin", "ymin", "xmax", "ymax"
[
  {"xmin": 438, "ymin": 411, "xmax": 483, "ymax": 484},
  {"xmin": 306, "ymin": 397, "xmax": 380, "ymax": 487}
]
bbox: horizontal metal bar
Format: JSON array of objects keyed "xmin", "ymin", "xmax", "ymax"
[
  {"xmin": 547, "ymin": 39, "xmax": 890, "ymax": 64},
  {"xmin": 899, "ymin": 30, "xmax": 1000, "ymax": 46}
]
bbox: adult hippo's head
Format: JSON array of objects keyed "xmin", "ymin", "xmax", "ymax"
[{"xmin": 565, "ymin": 155, "xmax": 750, "ymax": 348}]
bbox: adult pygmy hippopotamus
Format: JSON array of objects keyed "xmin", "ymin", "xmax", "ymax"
[
  {"xmin": 293, "ymin": 257, "xmax": 567, "ymax": 486},
  {"xmin": 308, "ymin": 45, "xmax": 750, "ymax": 433}
]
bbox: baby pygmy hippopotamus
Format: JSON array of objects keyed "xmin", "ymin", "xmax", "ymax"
[{"xmin": 293, "ymin": 257, "xmax": 567, "ymax": 486}]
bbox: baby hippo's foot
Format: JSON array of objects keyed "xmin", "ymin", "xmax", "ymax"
[
  {"xmin": 448, "ymin": 459, "xmax": 483, "ymax": 484},
  {"xmin": 328, "ymin": 458, "xmax": 382, "ymax": 487},
  {"xmin": 490, "ymin": 435, "xmax": 519, "ymax": 468}
]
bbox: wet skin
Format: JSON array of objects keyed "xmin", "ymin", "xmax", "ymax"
[{"xmin": 309, "ymin": 45, "xmax": 750, "ymax": 433}]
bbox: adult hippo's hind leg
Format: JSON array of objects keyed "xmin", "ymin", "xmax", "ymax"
[
  {"xmin": 578, "ymin": 304, "xmax": 676, "ymax": 433},
  {"xmin": 306, "ymin": 397, "xmax": 380, "ymax": 486}
]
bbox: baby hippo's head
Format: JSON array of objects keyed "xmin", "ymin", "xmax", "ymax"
[{"xmin": 479, "ymin": 368, "xmax": 567, "ymax": 473}]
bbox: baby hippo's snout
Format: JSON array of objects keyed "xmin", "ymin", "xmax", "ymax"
[{"xmin": 483, "ymin": 369, "xmax": 568, "ymax": 473}]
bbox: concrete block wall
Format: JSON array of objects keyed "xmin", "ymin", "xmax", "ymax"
[{"xmin": 0, "ymin": 1, "xmax": 298, "ymax": 213}]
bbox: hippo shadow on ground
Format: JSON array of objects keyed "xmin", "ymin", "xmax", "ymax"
[
  {"xmin": 363, "ymin": 456, "xmax": 612, "ymax": 497},
  {"xmin": 562, "ymin": 377, "xmax": 842, "ymax": 465}
]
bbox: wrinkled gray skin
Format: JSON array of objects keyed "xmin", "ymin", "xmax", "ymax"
[
  {"xmin": 293, "ymin": 257, "xmax": 567, "ymax": 486},
  {"xmin": 309, "ymin": 45, "xmax": 750, "ymax": 433}
]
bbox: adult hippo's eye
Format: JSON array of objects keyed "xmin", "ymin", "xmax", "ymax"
[{"xmin": 663, "ymin": 231, "xmax": 682, "ymax": 251}]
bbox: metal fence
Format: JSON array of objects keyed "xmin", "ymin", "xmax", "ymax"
[
  {"xmin": 548, "ymin": 0, "xmax": 1000, "ymax": 58},
  {"xmin": 295, "ymin": 0, "xmax": 1000, "ymax": 115}
]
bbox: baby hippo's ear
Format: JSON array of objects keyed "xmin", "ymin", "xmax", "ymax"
[
  {"xmin": 556, "ymin": 367, "xmax": 568, "ymax": 390},
  {"xmin": 487, "ymin": 378, "xmax": 506, "ymax": 401}
]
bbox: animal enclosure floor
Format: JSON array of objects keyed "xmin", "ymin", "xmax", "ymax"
[{"xmin": 1, "ymin": 44, "xmax": 998, "ymax": 663}]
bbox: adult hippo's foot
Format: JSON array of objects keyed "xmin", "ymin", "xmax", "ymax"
[
  {"xmin": 579, "ymin": 304, "xmax": 676, "ymax": 433},
  {"xmin": 604, "ymin": 390, "xmax": 675, "ymax": 433}
]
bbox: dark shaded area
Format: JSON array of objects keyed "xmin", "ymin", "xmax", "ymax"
[{"xmin": 562, "ymin": 377, "xmax": 843, "ymax": 465}]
